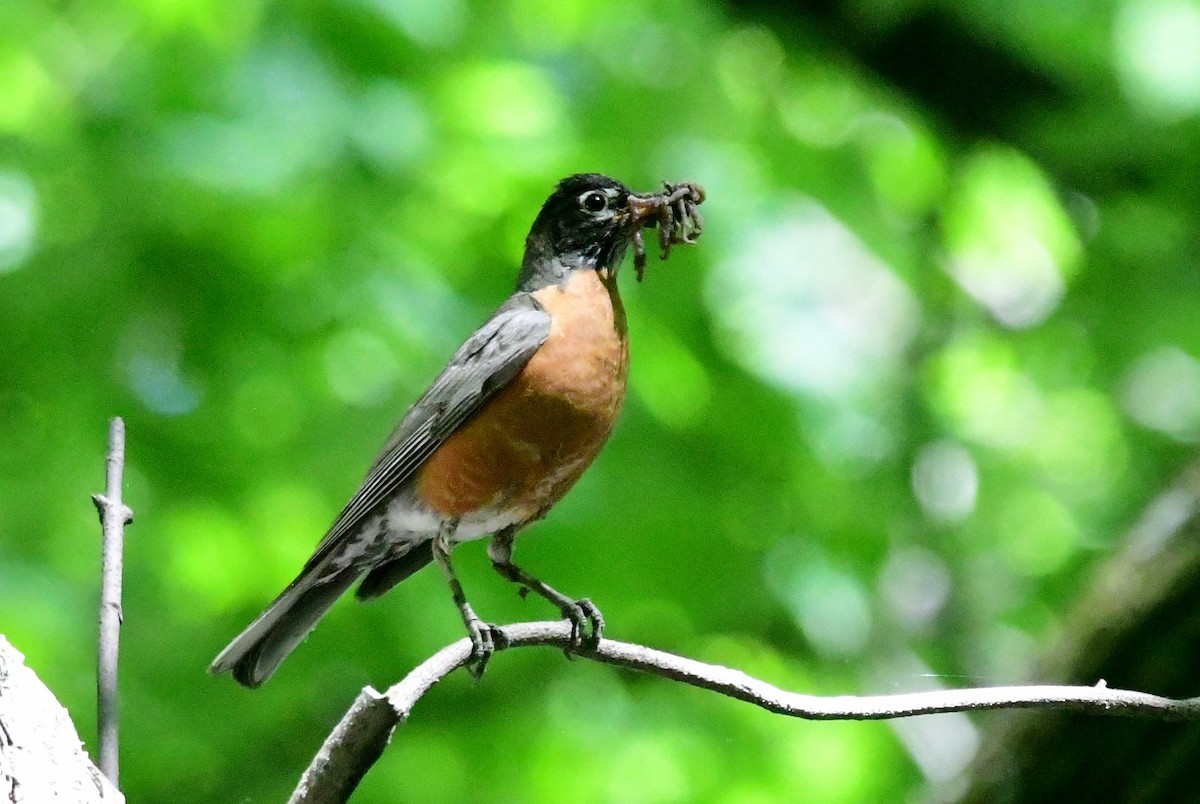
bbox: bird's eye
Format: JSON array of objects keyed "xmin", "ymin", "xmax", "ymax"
[{"xmin": 581, "ymin": 191, "xmax": 607, "ymax": 213}]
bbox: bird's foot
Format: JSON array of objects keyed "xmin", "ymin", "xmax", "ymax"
[
  {"xmin": 462, "ymin": 607, "xmax": 506, "ymax": 680},
  {"xmin": 560, "ymin": 597, "xmax": 604, "ymax": 652}
]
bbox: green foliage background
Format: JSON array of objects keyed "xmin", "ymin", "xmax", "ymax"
[{"xmin": 3, "ymin": 0, "xmax": 1199, "ymax": 801}]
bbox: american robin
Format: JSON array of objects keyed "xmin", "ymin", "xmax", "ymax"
[{"xmin": 210, "ymin": 173, "xmax": 705, "ymax": 687}]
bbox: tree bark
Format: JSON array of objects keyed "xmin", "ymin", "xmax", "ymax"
[{"xmin": 0, "ymin": 636, "xmax": 124, "ymax": 803}]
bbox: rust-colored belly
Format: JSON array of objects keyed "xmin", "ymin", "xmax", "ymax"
[{"xmin": 416, "ymin": 268, "xmax": 629, "ymax": 522}]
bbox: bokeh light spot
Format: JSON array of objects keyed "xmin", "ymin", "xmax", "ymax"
[
  {"xmin": 164, "ymin": 504, "xmax": 256, "ymax": 614},
  {"xmin": 593, "ymin": 12, "xmax": 695, "ymax": 87},
  {"xmin": 156, "ymin": 42, "xmax": 344, "ymax": 194},
  {"xmin": 808, "ymin": 406, "xmax": 895, "ymax": 472},
  {"xmin": 767, "ymin": 541, "xmax": 872, "ymax": 657},
  {"xmin": 858, "ymin": 115, "xmax": 947, "ymax": 221},
  {"xmin": 509, "ymin": 0, "xmax": 588, "ymax": 50},
  {"xmin": 997, "ymin": 488, "xmax": 1080, "ymax": 576},
  {"xmin": 879, "ymin": 546, "xmax": 952, "ymax": 629},
  {"xmin": 778, "ymin": 722, "xmax": 888, "ymax": 802},
  {"xmin": 1121, "ymin": 346, "xmax": 1200, "ymax": 440},
  {"xmin": 354, "ymin": 0, "xmax": 465, "ymax": 46},
  {"xmin": 717, "ymin": 26, "xmax": 786, "ymax": 110},
  {"xmin": 0, "ymin": 51, "xmax": 60, "ymax": 133},
  {"xmin": 942, "ymin": 147, "xmax": 1081, "ymax": 328},
  {"xmin": 926, "ymin": 334, "xmax": 1042, "ymax": 448},
  {"xmin": 911, "ymin": 440, "xmax": 978, "ymax": 523},
  {"xmin": 0, "ymin": 171, "xmax": 37, "ymax": 273},
  {"xmin": 708, "ymin": 200, "xmax": 919, "ymax": 400},
  {"xmin": 128, "ymin": 353, "xmax": 203, "ymax": 416},
  {"xmin": 323, "ymin": 328, "xmax": 401, "ymax": 406},
  {"xmin": 778, "ymin": 67, "xmax": 868, "ymax": 147},
  {"xmin": 442, "ymin": 62, "xmax": 564, "ymax": 141},
  {"xmin": 349, "ymin": 81, "xmax": 431, "ymax": 172},
  {"xmin": 1030, "ymin": 389, "xmax": 1126, "ymax": 500},
  {"xmin": 121, "ymin": 313, "xmax": 204, "ymax": 416},
  {"xmin": 1114, "ymin": 0, "xmax": 1200, "ymax": 119}
]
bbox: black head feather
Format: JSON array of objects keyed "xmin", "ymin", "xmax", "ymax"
[{"xmin": 517, "ymin": 174, "xmax": 640, "ymax": 290}]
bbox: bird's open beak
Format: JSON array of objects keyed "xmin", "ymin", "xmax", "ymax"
[{"xmin": 627, "ymin": 194, "xmax": 658, "ymax": 227}]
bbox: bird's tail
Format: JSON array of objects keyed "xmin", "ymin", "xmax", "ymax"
[{"xmin": 209, "ymin": 567, "xmax": 358, "ymax": 687}]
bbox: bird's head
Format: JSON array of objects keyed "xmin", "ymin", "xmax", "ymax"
[{"xmin": 518, "ymin": 173, "xmax": 658, "ymax": 290}]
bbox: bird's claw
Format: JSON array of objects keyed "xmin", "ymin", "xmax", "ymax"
[
  {"xmin": 560, "ymin": 597, "xmax": 604, "ymax": 656},
  {"xmin": 464, "ymin": 614, "xmax": 505, "ymax": 680}
]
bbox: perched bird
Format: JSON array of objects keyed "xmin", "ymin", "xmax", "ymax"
[{"xmin": 210, "ymin": 173, "xmax": 704, "ymax": 687}]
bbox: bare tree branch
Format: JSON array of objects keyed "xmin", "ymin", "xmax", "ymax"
[
  {"xmin": 92, "ymin": 417, "xmax": 132, "ymax": 790},
  {"xmin": 290, "ymin": 619, "xmax": 1200, "ymax": 804}
]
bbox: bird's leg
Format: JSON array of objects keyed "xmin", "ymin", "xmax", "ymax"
[
  {"xmin": 432, "ymin": 520, "xmax": 501, "ymax": 678},
  {"xmin": 488, "ymin": 527, "xmax": 604, "ymax": 650}
]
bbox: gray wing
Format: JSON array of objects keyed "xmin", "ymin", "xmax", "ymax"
[{"xmin": 301, "ymin": 292, "xmax": 551, "ymax": 571}]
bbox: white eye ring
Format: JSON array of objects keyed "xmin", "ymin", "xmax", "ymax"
[{"xmin": 580, "ymin": 191, "xmax": 608, "ymax": 213}]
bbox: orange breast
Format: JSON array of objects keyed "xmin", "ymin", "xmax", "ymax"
[{"xmin": 415, "ymin": 268, "xmax": 629, "ymax": 522}]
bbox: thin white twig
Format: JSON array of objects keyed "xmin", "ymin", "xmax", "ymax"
[
  {"xmin": 92, "ymin": 416, "xmax": 133, "ymax": 789},
  {"xmin": 290, "ymin": 620, "xmax": 1200, "ymax": 804}
]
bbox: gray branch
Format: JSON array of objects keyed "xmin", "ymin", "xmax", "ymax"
[
  {"xmin": 290, "ymin": 620, "xmax": 1200, "ymax": 804},
  {"xmin": 92, "ymin": 417, "xmax": 132, "ymax": 789}
]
